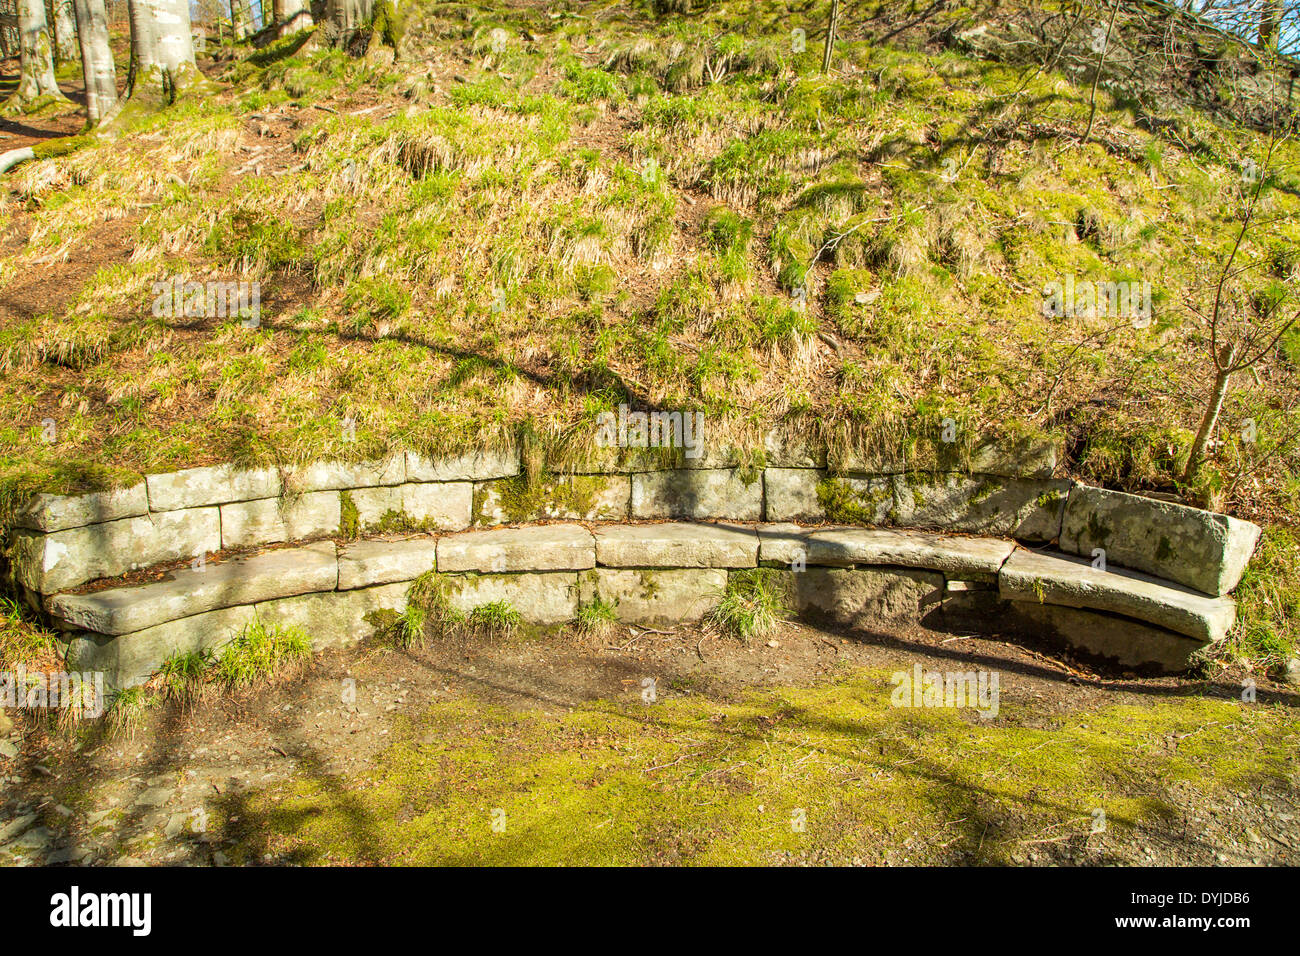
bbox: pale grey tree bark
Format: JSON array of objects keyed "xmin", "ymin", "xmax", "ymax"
[
  {"xmin": 127, "ymin": 0, "xmax": 203, "ymax": 107},
  {"xmin": 50, "ymin": 0, "xmax": 77, "ymax": 61},
  {"xmin": 274, "ymin": 0, "xmax": 312, "ymax": 34},
  {"xmin": 329, "ymin": 0, "xmax": 372, "ymax": 34},
  {"xmin": 8, "ymin": 0, "xmax": 69, "ymax": 111},
  {"xmin": 71, "ymin": 0, "xmax": 116, "ymax": 125}
]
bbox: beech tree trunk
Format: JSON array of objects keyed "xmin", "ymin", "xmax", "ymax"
[
  {"xmin": 127, "ymin": 0, "xmax": 201, "ymax": 106},
  {"xmin": 274, "ymin": 0, "xmax": 313, "ymax": 34},
  {"xmin": 72, "ymin": 0, "xmax": 116, "ymax": 125},
  {"xmin": 50, "ymin": 0, "xmax": 77, "ymax": 61},
  {"xmin": 10, "ymin": 0, "xmax": 68, "ymax": 110},
  {"xmin": 329, "ymin": 0, "xmax": 371, "ymax": 33}
]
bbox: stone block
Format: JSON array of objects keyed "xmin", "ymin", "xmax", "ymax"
[{"xmin": 49, "ymin": 541, "xmax": 338, "ymax": 635}]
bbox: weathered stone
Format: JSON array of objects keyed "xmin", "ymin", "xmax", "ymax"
[
  {"xmin": 764, "ymin": 468, "xmax": 825, "ymax": 521},
  {"xmin": 594, "ymin": 523, "xmax": 759, "ymax": 568},
  {"xmin": 349, "ymin": 483, "xmax": 471, "ymax": 532},
  {"xmin": 816, "ymin": 473, "xmax": 1071, "ymax": 543},
  {"xmin": 220, "ymin": 492, "xmax": 341, "ymax": 549},
  {"xmin": 255, "ymin": 582, "xmax": 408, "ymax": 649},
  {"xmin": 49, "ymin": 541, "xmax": 338, "ymax": 636},
  {"xmin": 764, "ymin": 427, "xmax": 827, "ymax": 468},
  {"xmin": 1003, "ymin": 602, "xmax": 1208, "ymax": 673},
  {"xmin": 11, "ymin": 509, "xmax": 221, "ymax": 594},
  {"xmin": 348, "ymin": 486, "xmax": 401, "ymax": 529},
  {"xmin": 801, "ymin": 528, "xmax": 1016, "ymax": 576},
  {"xmin": 64, "ymin": 605, "xmax": 257, "ymax": 690},
  {"xmin": 14, "ymin": 483, "xmax": 148, "ymax": 532},
  {"xmin": 474, "ymin": 475, "xmax": 629, "ymax": 525},
  {"xmin": 399, "ymin": 482, "xmax": 473, "ymax": 530},
  {"xmin": 968, "ymin": 436, "xmax": 1058, "ymax": 479},
  {"xmin": 338, "ymin": 538, "xmax": 438, "ymax": 590},
  {"xmin": 406, "ymin": 446, "xmax": 519, "ymax": 482},
  {"xmin": 792, "ymin": 567, "xmax": 945, "ymax": 628},
  {"xmin": 998, "ymin": 548, "xmax": 1237, "ymax": 643},
  {"xmin": 757, "ymin": 523, "xmax": 819, "ymax": 566},
  {"xmin": 146, "ymin": 464, "xmax": 281, "ymax": 512},
  {"xmin": 631, "ymin": 468, "xmax": 763, "ymax": 521},
  {"xmin": 438, "ymin": 524, "xmax": 594, "ymax": 573},
  {"xmin": 579, "ymin": 568, "xmax": 728, "ymax": 626},
  {"xmin": 1059, "ymin": 485, "xmax": 1261, "ymax": 596},
  {"xmin": 283, "ymin": 456, "xmax": 406, "ymax": 492},
  {"xmin": 1278, "ymin": 658, "xmax": 1300, "ymax": 687},
  {"xmin": 440, "ymin": 572, "xmax": 578, "ymax": 624}
]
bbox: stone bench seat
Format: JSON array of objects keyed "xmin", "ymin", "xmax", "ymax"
[
  {"xmin": 758, "ymin": 525, "xmax": 1016, "ymax": 577},
  {"xmin": 594, "ymin": 522, "xmax": 758, "ymax": 567},
  {"xmin": 48, "ymin": 541, "xmax": 339, "ymax": 636},
  {"xmin": 998, "ymin": 548, "xmax": 1236, "ymax": 643}
]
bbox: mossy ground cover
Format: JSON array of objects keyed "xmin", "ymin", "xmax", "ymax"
[
  {"xmin": 0, "ymin": 0, "xmax": 1297, "ymax": 664},
  {"xmin": 233, "ymin": 665, "xmax": 1298, "ymax": 866}
]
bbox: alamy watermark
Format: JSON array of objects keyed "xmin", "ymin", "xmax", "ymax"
[
  {"xmin": 151, "ymin": 276, "xmax": 261, "ymax": 327},
  {"xmin": 1, "ymin": 667, "xmax": 104, "ymax": 719},
  {"xmin": 1041, "ymin": 276, "xmax": 1152, "ymax": 327},
  {"xmin": 890, "ymin": 664, "xmax": 999, "ymax": 719},
  {"xmin": 595, "ymin": 404, "xmax": 704, "ymax": 459}
]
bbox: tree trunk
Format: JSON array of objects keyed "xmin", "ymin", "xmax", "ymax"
[
  {"xmin": 127, "ymin": 0, "xmax": 202, "ymax": 107},
  {"xmin": 50, "ymin": 0, "xmax": 76, "ymax": 61},
  {"xmin": 232, "ymin": 0, "xmax": 250, "ymax": 39},
  {"xmin": 274, "ymin": 0, "xmax": 312, "ymax": 34},
  {"xmin": 9, "ymin": 0, "xmax": 68, "ymax": 110},
  {"xmin": 72, "ymin": 0, "xmax": 116, "ymax": 125},
  {"xmin": 821, "ymin": 0, "xmax": 839, "ymax": 74},
  {"xmin": 328, "ymin": 0, "xmax": 371, "ymax": 52},
  {"xmin": 1182, "ymin": 366, "xmax": 1233, "ymax": 483}
]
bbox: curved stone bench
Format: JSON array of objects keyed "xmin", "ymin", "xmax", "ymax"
[
  {"xmin": 39, "ymin": 522, "xmax": 1245, "ymax": 691},
  {"xmin": 5, "ymin": 444, "xmax": 1262, "ymax": 688}
]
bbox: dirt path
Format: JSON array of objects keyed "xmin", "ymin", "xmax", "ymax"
[
  {"xmin": 2, "ymin": 619, "xmax": 1296, "ymax": 866},
  {"xmin": 0, "ymin": 58, "xmax": 89, "ymax": 152}
]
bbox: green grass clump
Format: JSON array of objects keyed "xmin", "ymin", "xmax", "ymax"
[
  {"xmin": 464, "ymin": 601, "xmax": 522, "ymax": 638},
  {"xmin": 213, "ymin": 619, "xmax": 312, "ymax": 688},
  {"xmin": 388, "ymin": 604, "xmax": 428, "ymax": 650},
  {"xmin": 710, "ymin": 569, "xmax": 790, "ymax": 641},
  {"xmin": 0, "ymin": 595, "xmax": 56, "ymax": 669},
  {"xmin": 103, "ymin": 686, "xmax": 151, "ymax": 740},
  {"xmin": 577, "ymin": 596, "xmax": 620, "ymax": 640},
  {"xmin": 159, "ymin": 648, "xmax": 213, "ymax": 708}
]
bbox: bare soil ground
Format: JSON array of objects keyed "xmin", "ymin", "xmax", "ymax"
[{"xmin": 1, "ymin": 619, "xmax": 1296, "ymax": 867}]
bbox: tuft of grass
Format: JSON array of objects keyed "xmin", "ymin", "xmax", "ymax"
[
  {"xmin": 159, "ymin": 648, "xmax": 213, "ymax": 708},
  {"xmin": 0, "ymin": 595, "xmax": 57, "ymax": 670},
  {"xmin": 103, "ymin": 687, "xmax": 151, "ymax": 741},
  {"xmin": 463, "ymin": 601, "xmax": 522, "ymax": 639},
  {"xmin": 387, "ymin": 604, "xmax": 428, "ymax": 650},
  {"xmin": 576, "ymin": 596, "xmax": 619, "ymax": 640},
  {"xmin": 710, "ymin": 569, "xmax": 789, "ymax": 641},
  {"xmin": 213, "ymin": 619, "xmax": 312, "ymax": 688}
]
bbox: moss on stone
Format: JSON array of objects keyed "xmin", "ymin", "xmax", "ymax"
[
  {"xmin": 339, "ymin": 490, "xmax": 360, "ymax": 539},
  {"xmin": 816, "ymin": 477, "xmax": 886, "ymax": 526}
]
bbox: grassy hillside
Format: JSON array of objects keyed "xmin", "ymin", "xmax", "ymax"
[{"xmin": 0, "ymin": 0, "xmax": 1296, "ymax": 663}]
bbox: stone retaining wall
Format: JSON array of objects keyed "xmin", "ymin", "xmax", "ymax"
[{"xmin": 2, "ymin": 440, "xmax": 1264, "ymax": 688}]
